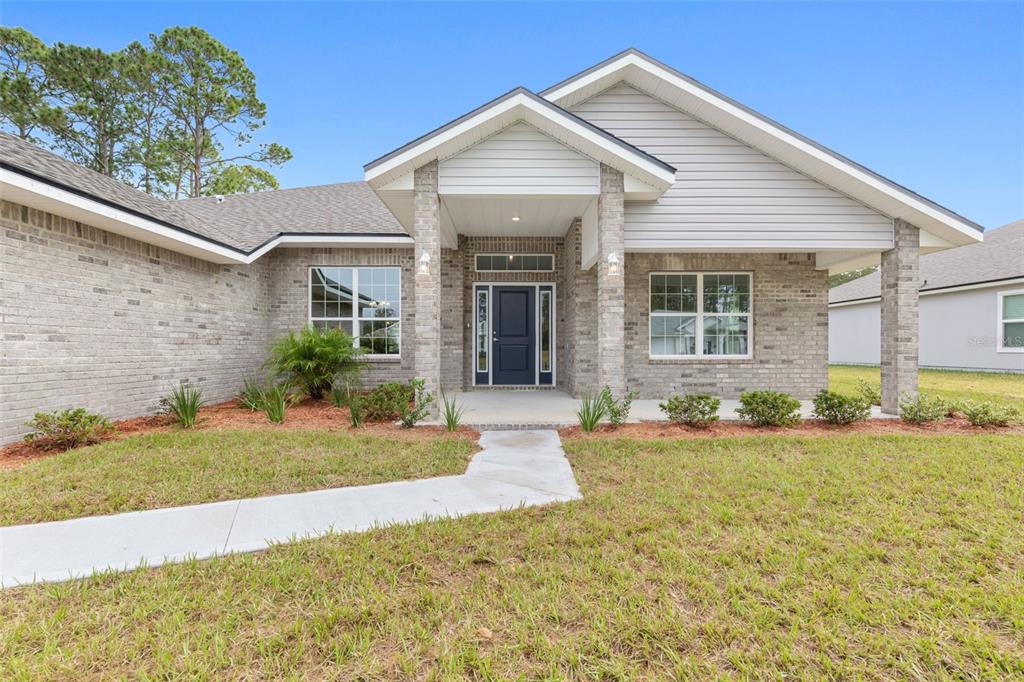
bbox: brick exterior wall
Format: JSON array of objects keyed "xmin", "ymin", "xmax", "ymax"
[
  {"xmin": 560, "ymin": 220, "xmax": 598, "ymax": 396},
  {"xmin": 624, "ymin": 252, "xmax": 829, "ymax": 399},
  {"xmin": 0, "ymin": 200, "xmax": 273, "ymax": 444},
  {"xmin": 265, "ymin": 247, "xmax": 416, "ymax": 387},
  {"xmin": 880, "ymin": 218, "xmax": 920, "ymax": 413},
  {"xmin": 413, "ymin": 162, "xmax": 441, "ymax": 411},
  {"xmin": 597, "ymin": 164, "xmax": 626, "ymax": 396}
]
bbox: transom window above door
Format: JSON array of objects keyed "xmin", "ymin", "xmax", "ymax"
[
  {"xmin": 309, "ymin": 267, "xmax": 401, "ymax": 356},
  {"xmin": 649, "ymin": 272, "xmax": 752, "ymax": 358},
  {"xmin": 475, "ymin": 254, "xmax": 554, "ymax": 272}
]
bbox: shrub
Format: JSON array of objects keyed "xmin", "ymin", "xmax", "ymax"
[
  {"xmin": 363, "ymin": 382, "xmax": 413, "ymax": 422},
  {"xmin": 24, "ymin": 408, "xmax": 114, "ymax": 450},
  {"xmin": 602, "ymin": 387, "xmax": 638, "ymax": 427},
  {"xmin": 399, "ymin": 379, "xmax": 435, "ymax": 428},
  {"xmin": 441, "ymin": 392, "xmax": 466, "ymax": 432},
  {"xmin": 348, "ymin": 392, "xmax": 365, "ymax": 428},
  {"xmin": 898, "ymin": 393, "xmax": 946, "ymax": 424},
  {"xmin": 260, "ymin": 384, "xmax": 296, "ymax": 424},
  {"xmin": 577, "ymin": 391, "xmax": 608, "ymax": 432},
  {"xmin": 162, "ymin": 384, "xmax": 204, "ymax": 428},
  {"xmin": 239, "ymin": 377, "xmax": 268, "ymax": 411},
  {"xmin": 330, "ymin": 375, "xmax": 363, "ymax": 409},
  {"xmin": 856, "ymin": 379, "xmax": 881, "ymax": 406},
  {"xmin": 939, "ymin": 396, "xmax": 965, "ymax": 418},
  {"xmin": 267, "ymin": 325, "xmax": 362, "ymax": 400},
  {"xmin": 961, "ymin": 400, "xmax": 1019, "ymax": 427},
  {"xmin": 737, "ymin": 390, "xmax": 802, "ymax": 427},
  {"xmin": 811, "ymin": 390, "xmax": 871, "ymax": 425},
  {"xmin": 659, "ymin": 394, "xmax": 720, "ymax": 429}
]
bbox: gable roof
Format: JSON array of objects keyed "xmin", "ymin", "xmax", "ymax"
[
  {"xmin": 0, "ymin": 132, "xmax": 409, "ymax": 263},
  {"xmin": 542, "ymin": 48, "xmax": 983, "ymax": 246},
  {"xmin": 363, "ymin": 86, "xmax": 677, "ymax": 192},
  {"xmin": 830, "ymin": 220, "xmax": 1024, "ymax": 304}
]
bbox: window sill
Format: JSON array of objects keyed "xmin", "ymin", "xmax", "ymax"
[
  {"xmin": 361, "ymin": 355, "xmax": 402, "ymax": 363},
  {"xmin": 648, "ymin": 355, "xmax": 754, "ymax": 363},
  {"xmin": 996, "ymin": 348, "xmax": 1024, "ymax": 354}
]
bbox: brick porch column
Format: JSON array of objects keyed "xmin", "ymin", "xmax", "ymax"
[
  {"xmin": 413, "ymin": 161, "xmax": 441, "ymax": 413},
  {"xmin": 597, "ymin": 164, "xmax": 626, "ymax": 396},
  {"xmin": 880, "ymin": 218, "xmax": 919, "ymax": 414}
]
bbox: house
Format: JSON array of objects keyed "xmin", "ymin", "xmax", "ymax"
[
  {"xmin": 0, "ymin": 48, "xmax": 984, "ymax": 442},
  {"xmin": 830, "ymin": 220, "xmax": 1023, "ymax": 372}
]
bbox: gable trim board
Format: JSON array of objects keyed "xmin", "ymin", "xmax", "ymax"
[{"xmin": 543, "ymin": 48, "xmax": 982, "ymax": 247}]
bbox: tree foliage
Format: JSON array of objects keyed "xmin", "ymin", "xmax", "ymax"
[
  {"xmin": 829, "ymin": 266, "xmax": 876, "ymax": 288},
  {"xmin": 0, "ymin": 25, "xmax": 290, "ymax": 198}
]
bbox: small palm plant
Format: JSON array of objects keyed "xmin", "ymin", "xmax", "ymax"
[
  {"xmin": 164, "ymin": 384, "xmax": 204, "ymax": 428},
  {"xmin": 440, "ymin": 392, "xmax": 466, "ymax": 432},
  {"xmin": 577, "ymin": 391, "xmax": 609, "ymax": 433},
  {"xmin": 260, "ymin": 384, "xmax": 294, "ymax": 424},
  {"xmin": 267, "ymin": 325, "xmax": 363, "ymax": 400}
]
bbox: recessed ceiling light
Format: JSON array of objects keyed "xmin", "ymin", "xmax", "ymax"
[{"xmin": 511, "ymin": 215, "xmax": 520, "ymax": 222}]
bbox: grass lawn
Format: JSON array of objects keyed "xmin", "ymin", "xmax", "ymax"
[
  {"xmin": 0, "ymin": 430, "xmax": 474, "ymax": 526},
  {"xmin": 3, "ymin": 433, "xmax": 1022, "ymax": 679},
  {"xmin": 830, "ymin": 364, "xmax": 1024, "ymax": 412}
]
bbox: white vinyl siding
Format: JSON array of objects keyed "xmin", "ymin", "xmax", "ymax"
[
  {"xmin": 439, "ymin": 122, "xmax": 599, "ymax": 195},
  {"xmin": 571, "ymin": 84, "xmax": 893, "ymax": 250}
]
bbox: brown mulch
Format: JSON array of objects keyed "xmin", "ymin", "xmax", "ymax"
[
  {"xmin": 1, "ymin": 399, "xmax": 479, "ymax": 470},
  {"xmin": 561, "ymin": 417, "xmax": 1024, "ymax": 441}
]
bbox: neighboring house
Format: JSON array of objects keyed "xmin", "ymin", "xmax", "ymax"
[
  {"xmin": 830, "ymin": 220, "xmax": 1024, "ymax": 372},
  {"xmin": 0, "ymin": 48, "xmax": 984, "ymax": 442}
]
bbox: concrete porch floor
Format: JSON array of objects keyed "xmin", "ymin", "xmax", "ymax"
[{"xmin": 434, "ymin": 390, "xmax": 893, "ymax": 429}]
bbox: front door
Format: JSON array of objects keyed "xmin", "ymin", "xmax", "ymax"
[{"xmin": 492, "ymin": 286, "xmax": 535, "ymax": 385}]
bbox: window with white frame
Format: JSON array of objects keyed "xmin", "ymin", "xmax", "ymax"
[
  {"xmin": 998, "ymin": 290, "xmax": 1024, "ymax": 352},
  {"xmin": 475, "ymin": 254, "xmax": 554, "ymax": 272},
  {"xmin": 650, "ymin": 272, "xmax": 751, "ymax": 358},
  {"xmin": 309, "ymin": 267, "xmax": 401, "ymax": 355}
]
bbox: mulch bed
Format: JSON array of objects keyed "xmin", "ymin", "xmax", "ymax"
[
  {"xmin": 1, "ymin": 399, "xmax": 478, "ymax": 470},
  {"xmin": 561, "ymin": 417, "xmax": 1024, "ymax": 441}
]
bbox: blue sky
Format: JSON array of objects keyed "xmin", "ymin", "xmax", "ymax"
[{"xmin": 5, "ymin": 1, "xmax": 1023, "ymax": 229}]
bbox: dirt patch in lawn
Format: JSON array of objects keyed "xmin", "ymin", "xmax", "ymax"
[
  {"xmin": 1, "ymin": 399, "xmax": 478, "ymax": 469},
  {"xmin": 561, "ymin": 417, "xmax": 1024, "ymax": 441}
]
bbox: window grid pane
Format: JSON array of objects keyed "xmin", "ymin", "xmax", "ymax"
[
  {"xmin": 1004, "ymin": 321, "xmax": 1024, "ymax": 348},
  {"xmin": 650, "ymin": 273, "xmax": 751, "ymax": 357},
  {"xmin": 475, "ymin": 254, "xmax": 554, "ymax": 272},
  {"xmin": 310, "ymin": 267, "xmax": 400, "ymax": 356},
  {"xmin": 1003, "ymin": 294, "xmax": 1024, "ymax": 320}
]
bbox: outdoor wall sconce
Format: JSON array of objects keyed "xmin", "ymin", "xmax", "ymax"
[
  {"xmin": 607, "ymin": 252, "xmax": 621, "ymax": 275},
  {"xmin": 418, "ymin": 251, "xmax": 431, "ymax": 275}
]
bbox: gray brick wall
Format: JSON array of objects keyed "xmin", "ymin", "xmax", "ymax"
[
  {"xmin": 1, "ymin": 200, "xmax": 273, "ymax": 443},
  {"xmin": 560, "ymin": 220, "xmax": 598, "ymax": 396},
  {"xmin": 880, "ymin": 218, "xmax": 919, "ymax": 413},
  {"xmin": 624, "ymin": 252, "xmax": 829, "ymax": 399},
  {"xmin": 413, "ymin": 162, "xmax": 441, "ymax": 411},
  {"xmin": 597, "ymin": 164, "xmax": 626, "ymax": 396}
]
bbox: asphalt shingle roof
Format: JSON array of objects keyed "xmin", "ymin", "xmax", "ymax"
[
  {"xmin": 0, "ymin": 132, "xmax": 407, "ymax": 253},
  {"xmin": 829, "ymin": 220, "xmax": 1024, "ymax": 304}
]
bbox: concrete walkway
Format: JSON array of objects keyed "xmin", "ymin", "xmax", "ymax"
[
  {"xmin": 0, "ymin": 430, "xmax": 580, "ymax": 588},
  {"xmin": 437, "ymin": 390, "xmax": 894, "ymax": 429}
]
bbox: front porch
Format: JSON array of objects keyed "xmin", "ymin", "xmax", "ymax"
[{"xmin": 431, "ymin": 390, "xmax": 894, "ymax": 429}]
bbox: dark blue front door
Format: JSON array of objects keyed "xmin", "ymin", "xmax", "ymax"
[{"xmin": 492, "ymin": 286, "xmax": 535, "ymax": 385}]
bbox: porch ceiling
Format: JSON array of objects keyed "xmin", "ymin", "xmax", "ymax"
[{"xmin": 441, "ymin": 195, "xmax": 592, "ymax": 237}]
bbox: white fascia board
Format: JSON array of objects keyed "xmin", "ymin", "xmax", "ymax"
[
  {"xmin": 2, "ymin": 167, "xmax": 246, "ymax": 264},
  {"xmin": 365, "ymin": 93, "xmax": 675, "ymax": 192},
  {"xmin": 545, "ymin": 52, "xmax": 982, "ymax": 245},
  {"xmin": 2, "ymin": 169, "xmax": 413, "ymax": 264}
]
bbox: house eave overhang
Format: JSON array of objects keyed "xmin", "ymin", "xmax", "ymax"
[
  {"xmin": 542, "ymin": 48, "xmax": 984, "ymax": 247},
  {"xmin": 1, "ymin": 165, "xmax": 412, "ymax": 264},
  {"xmin": 363, "ymin": 87, "xmax": 677, "ymax": 197}
]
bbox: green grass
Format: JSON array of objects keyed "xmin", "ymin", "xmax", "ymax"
[
  {"xmin": 2, "ymin": 434, "xmax": 1022, "ymax": 679},
  {"xmin": 830, "ymin": 364, "xmax": 1024, "ymax": 412},
  {"xmin": 0, "ymin": 430, "xmax": 473, "ymax": 526}
]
